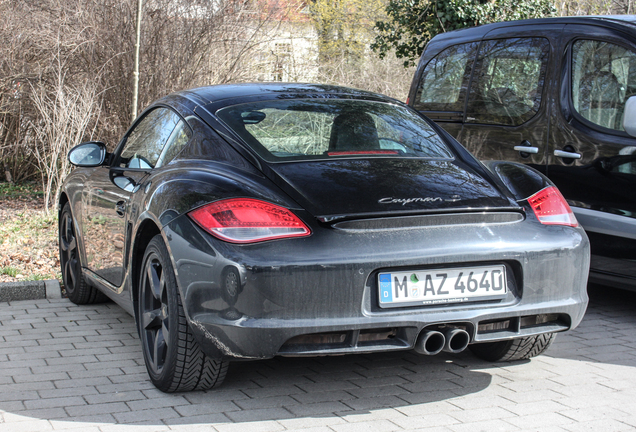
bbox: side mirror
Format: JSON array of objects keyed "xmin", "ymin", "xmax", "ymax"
[
  {"xmin": 68, "ymin": 142, "xmax": 107, "ymax": 167},
  {"xmin": 622, "ymin": 96, "xmax": 636, "ymax": 137}
]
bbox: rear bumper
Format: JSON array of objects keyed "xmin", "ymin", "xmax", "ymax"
[
  {"xmin": 188, "ymin": 300, "xmax": 586, "ymax": 359},
  {"xmin": 164, "ymin": 213, "xmax": 590, "ymax": 360}
]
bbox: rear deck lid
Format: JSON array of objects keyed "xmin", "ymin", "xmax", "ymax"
[
  {"xmin": 264, "ymin": 158, "xmax": 514, "ymax": 219},
  {"xmin": 215, "ymin": 97, "xmax": 516, "ymax": 219}
]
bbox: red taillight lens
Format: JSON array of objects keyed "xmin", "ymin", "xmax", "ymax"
[
  {"xmin": 189, "ymin": 198, "xmax": 311, "ymax": 243},
  {"xmin": 528, "ymin": 186, "xmax": 578, "ymax": 227}
]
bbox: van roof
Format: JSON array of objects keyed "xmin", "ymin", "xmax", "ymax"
[{"xmin": 430, "ymin": 15, "xmax": 636, "ymax": 43}]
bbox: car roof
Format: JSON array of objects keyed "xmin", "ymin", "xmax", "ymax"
[
  {"xmin": 429, "ymin": 15, "xmax": 636, "ymax": 44},
  {"xmin": 165, "ymin": 83, "xmax": 401, "ymax": 112}
]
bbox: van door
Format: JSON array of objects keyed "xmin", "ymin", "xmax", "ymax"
[
  {"xmin": 459, "ymin": 36, "xmax": 553, "ymax": 168},
  {"xmin": 549, "ymin": 25, "xmax": 636, "ymax": 287},
  {"xmin": 410, "ymin": 41, "xmax": 480, "ymax": 138}
]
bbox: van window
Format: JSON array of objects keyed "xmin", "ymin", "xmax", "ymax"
[
  {"xmin": 466, "ymin": 38, "xmax": 550, "ymax": 126},
  {"xmin": 413, "ymin": 42, "xmax": 478, "ymax": 112},
  {"xmin": 572, "ymin": 40, "xmax": 636, "ymax": 131}
]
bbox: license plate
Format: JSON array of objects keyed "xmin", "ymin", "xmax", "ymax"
[{"xmin": 378, "ymin": 265, "xmax": 507, "ymax": 308}]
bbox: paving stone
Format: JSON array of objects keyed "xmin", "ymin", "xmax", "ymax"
[
  {"xmin": 342, "ymin": 395, "xmax": 409, "ymax": 411},
  {"xmin": 164, "ymin": 415, "xmax": 230, "ymax": 427},
  {"xmin": 125, "ymin": 395, "xmax": 190, "ymax": 412},
  {"xmin": 503, "ymin": 412, "xmax": 575, "ymax": 429},
  {"xmin": 277, "ymin": 416, "xmax": 347, "ymax": 429},
  {"xmin": 291, "ymin": 390, "xmax": 357, "ymax": 404},
  {"xmin": 295, "ymin": 380, "xmax": 361, "ymax": 393},
  {"xmin": 24, "ymin": 396, "xmax": 87, "ymax": 410},
  {"xmin": 330, "ymin": 419, "xmax": 401, "ymax": 432},
  {"xmin": 214, "ymin": 420, "xmax": 286, "ymax": 432},
  {"xmin": 173, "ymin": 401, "xmax": 240, "ymax": 417},
  {"xmin": 388, "ymin": 413, "xmax": 460, "ymax": 429},
  {"xmin": 181, "ymin": 389, "xmax": 249, "ymax": 404},
  {"xmin": 112, "ymin": 406, "xmax": 181, "ymax": 423},
  {"xmin": 224, "ymin": 407, "xmax": 295, "ymax": 422},
  {"xmin": 336, "ymin": 408, "xmax": 408, "ymax": 423},
  {"xmin": 83, "ymin": 390, "xmax": 146, "ymax": 405},
  {"xmin": 64, "ymin": 402, "xmax": 131, "ymax": 417},
  {"xmin": 94, "ymin": 425, "xmax": 162, "ymax": 432},
  {"xmin": 448, "ymin": 419, "xmax": 522, "ymax": 432},
  {"xmin": 284, "ymin": 401, "xmax": 353, "ymax": 416},
  {"xmin": 242, "ymin": 385, "xmax": 307, "ymax": 398},
  {"xmin": 14, "ymin": 407, "xmax": 69, "ymax": 420},
  {"xmin": 52, "ymin": 376, "xmax": 113, "ymax": 389},
  {"xmin": 0, "ymin": 286, "xmax": 635, "ymax": 431},
  {"xmin": 234, "ymin": 395, "xmax": 299, "ymax": 410},
  {"xmin": 561, "ymin": 419, "xmax": 636, "ymax": 432}
]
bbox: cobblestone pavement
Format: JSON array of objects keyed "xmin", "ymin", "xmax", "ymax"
[{"xmin": 1, "ymin": 284, "xmax": 635, "ymax": 432}]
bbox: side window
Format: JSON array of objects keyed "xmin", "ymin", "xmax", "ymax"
[
  {"xmin": 413, "ymin": 42, "xmax": 479, "ymax": 112},
  {"xmin": 466, "ymin": 38, "xmax": 550, "ymax": 126},
  {"xmin": 119, "ymin": 108, "xmax": 184, "ymax": 169},
  {"xmin": 572, "ymin": 39, "xmax": 636, "ymax": 131},
  {"xmin": 155, "ymin": 118, "xmax": 192, "ymax": 167}
]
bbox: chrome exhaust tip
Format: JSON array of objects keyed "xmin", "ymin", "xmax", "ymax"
[
  {"xmin": 414, "ymin": 329, "xmax": 446, "ymax": 355},
  {"xmin": 442, "ymin": 328, "xmax": 470, "ymax": 353}
]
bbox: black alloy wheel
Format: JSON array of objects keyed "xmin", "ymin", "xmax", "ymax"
[
  {"xmin": 138, "ymin": 235, "xmax": 228, "ymax": 392},
  {"xmin": 59, "ymin": 202, "xmax": 107, "ymax": 304}
]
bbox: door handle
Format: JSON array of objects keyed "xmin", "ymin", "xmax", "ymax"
[
  {"xmin": 116, "ymin": 201, "xmax": 126, "ymax": 217},
  {"xmin": 554, "ymin": 149, "xmax": 581, "ymax": 159},
  {"xmin": 513, "ymin": 145, "xmax": 539, "ymax": 154}
]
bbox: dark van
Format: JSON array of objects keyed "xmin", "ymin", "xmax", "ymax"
[{"xmin": 408, "ymin": 16, "xmax": 636, "ymax": 290}]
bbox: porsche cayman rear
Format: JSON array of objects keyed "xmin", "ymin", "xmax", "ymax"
[{"xmin": 166, "ymin": 85, "xmax": 589, "ymax": 363}]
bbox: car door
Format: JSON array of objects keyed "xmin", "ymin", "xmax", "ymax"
[
  {"xmin": 548, "ymin": 25, "xmax": 636, "ymax": 285},
  {"xmin": 458, "ymin": 30, "xmax": 556, "ymax": 168},
  {"xmin": 82, "ymin": 107, "xmax": 190, "ymax": 289}
]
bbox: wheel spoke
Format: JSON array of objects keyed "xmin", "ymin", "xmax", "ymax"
[
  {"xmin": 68, "ymin": 258, "xmax": 78, "ymax": 288},
  {"xmin": 159, "ymin": 271, "xmax": 166, "ymax": 300},
  {"xmin": 161, "ymin": 317, "xmax": 170, "ymax": 345},
  {"xmin": 142, "ymin": 309, "xmax": 162, "ymax": 330},
  {"xmin": 148, "ymin": 261, "xmax": 162, "ymax": 300},
  {"xmin": 63, "ymin": 260, "xmax": 73, "ymax": 289},
  {"xmin": 60, "ymin": 216, "xmax": 75, "ymax": 252},
  {"xmin": 152, "ymin": 329, "xmax": 166, "ymax": 370},
  {"xmin": 66, "ymin": 237, "xmax": 77, "ymax": 253}
]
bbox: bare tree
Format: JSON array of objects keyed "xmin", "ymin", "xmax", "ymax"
[
  {"xmin": 557, "ymin": 0, "xmax": 635, "ymax": 15},
  {"xmin": 0, "ymin": 0, "xmax": 292, "ymax": 194},
  {"xmin": 31, "ymin": 76, "xmax": 101, "ymax": 212}
]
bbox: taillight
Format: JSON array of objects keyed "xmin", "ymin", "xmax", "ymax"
[
  {"xmin": 528, "ymin": 186, "xmax": 578, "ymax": 227},
  {"xmin": 188, "ymin": 198, "xmax": 311, "ymax": 243}
]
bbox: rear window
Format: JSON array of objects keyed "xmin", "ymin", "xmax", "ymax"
[{"xmin": 216, "ymin": 99, "xmax": 453, "ymax": 162}]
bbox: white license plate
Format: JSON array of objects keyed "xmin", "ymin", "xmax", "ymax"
[{"xmin": 378, "ymin": 265, "xmax": 507, "ymax": 308}]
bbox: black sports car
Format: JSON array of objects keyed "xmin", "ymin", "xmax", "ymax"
[{"xmin": 59, "ymin": 83, "xmax": 589, "ymax": 392}]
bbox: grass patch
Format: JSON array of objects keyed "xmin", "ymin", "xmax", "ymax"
[
  {"xmin": 0, "ymin": 207, "xmax": 60, "ymax": 283},
  {"xmin": 0, "ymin": 181, "xmax": 43, "ymax": 201},
  {"xmin": 1, "ymin": 266, "xmax": 19, "ymax": 277}
]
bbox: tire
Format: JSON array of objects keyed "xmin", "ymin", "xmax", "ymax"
[
  {"xmin": 469, "ymin": 333, "xmax": 556, "ymax": 362},
  {"xmin": 137, "ymin": 235, "xmax": 228, "ymax": 392},
  {"xmin": 59, "ymin": 202, "xmax": 108, "ymax": 304}
]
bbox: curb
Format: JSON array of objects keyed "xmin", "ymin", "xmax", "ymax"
[{"xmin": 0, "ymin": 279, "xmax": 62, "ymax": 302}]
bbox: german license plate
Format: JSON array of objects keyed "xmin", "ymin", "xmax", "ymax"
[{"xmin": 378, "ymin": 265, "xmax": 507, "ymax": 308}]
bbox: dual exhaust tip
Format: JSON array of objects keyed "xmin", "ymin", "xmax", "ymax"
[{"xmin": 414, "ymin": 327, "xmax": 470, "ymax": 355}]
